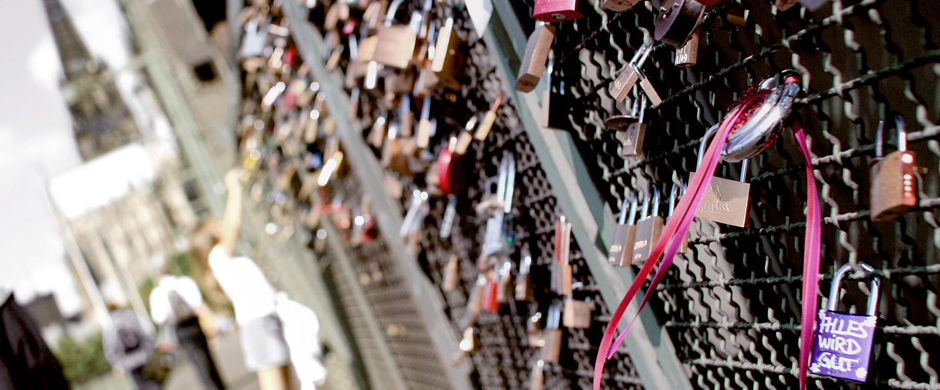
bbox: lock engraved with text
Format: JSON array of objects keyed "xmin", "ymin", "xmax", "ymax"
[
  {"xmin": 810, "ymin": 263, "xmax": 881, "ymax": 383},
  {"xmin": 692, "ymin": 125, "xmax": 751, "ymax": 227}
]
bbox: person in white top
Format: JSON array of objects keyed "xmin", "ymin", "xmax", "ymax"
[
  {"xmin": 149, "ymin": 275, "xmax": 225, "ymax": 390},
  {"xmin": 189, "ymin": 170, "xmax": 291, "ymax": 390}
]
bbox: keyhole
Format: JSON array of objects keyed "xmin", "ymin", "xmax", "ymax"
[{"xmin": 551, "ymin": 13, "xmax": 566, "ymax": 20}]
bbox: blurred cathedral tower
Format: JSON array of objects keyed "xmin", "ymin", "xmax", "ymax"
[{"xmin": 41, "ymin": 0, "xmax": 141, "ymax": 161}]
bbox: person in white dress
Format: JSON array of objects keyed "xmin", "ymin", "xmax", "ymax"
[{"xmin": 189, "ymin": 170, "xmax": 291, "ymax": 390}]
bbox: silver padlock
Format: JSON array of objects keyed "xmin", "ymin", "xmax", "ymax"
[{"xmin": 810, "ymin": 263, "xmax": 881, "ymax": 383}]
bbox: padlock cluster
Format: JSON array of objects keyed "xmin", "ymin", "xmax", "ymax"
[{"xmin": 230, "ymin": 0, "xmax": 938, "ymax": 389}]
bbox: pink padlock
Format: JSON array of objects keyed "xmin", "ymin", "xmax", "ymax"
[{"xmin": 533, "ymin": 0, "xmax": 582, "ymax": 22}]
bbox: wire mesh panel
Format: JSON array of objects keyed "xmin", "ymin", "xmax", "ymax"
[
  {"xmin": 506, "ymin": 0, "xmax": 940, "ymax": 389},
  {"xmin": 330, "ymin": 173, "xmax": 457, "ymax": 390},
  {"xmin": 236, "ymin": 0, "xmax": 940, "ymax": 389}
]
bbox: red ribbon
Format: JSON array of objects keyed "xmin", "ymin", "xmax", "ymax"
[{"xmin": 593, "ymin": 98, "xmax": 821, "ymax": 390}]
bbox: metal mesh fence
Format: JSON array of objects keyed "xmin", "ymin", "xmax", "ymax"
[
  {"xmin": 235, "ymin": 0, "xmax": 940, "ymax": 389},
  {"xmin": 507, "ymin": 0, "xmax": 940, "ymax": 389}
]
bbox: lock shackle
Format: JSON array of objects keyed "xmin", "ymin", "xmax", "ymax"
[
  {"xmin": 617, "ymin": 195, "xmax": 630, "ymax": 224},
  {"xmin": 697, "ymin": 125, "xmax": 749, "ymax": 182},
  {"xmin": 668, "ymin": 179, "xmax": 685, "ymax": 215},
  {"xmin": 650, "ymin": 186, "xmax": 661, "ymax": 216},
  {"xmin": 828, "ymin": 263, "xmax": 881, "ymax": 316},
  {"xmin": 637, "ymin": 94, "xmax": 647, "ymax": 123},
  {"xmin": 696, "ymin": 123, "xmax": 720, "ymax": 169},
  {"xmin": 875, "ymin": 115, "xmax": 908, "ymax": 157},
  {"xmin": 384, "ymin": 0, "xmax": 406, "ymax": 25},
  {"xmin": 484, "ymin": 176, "xmax": 499, "ymax": 197}
]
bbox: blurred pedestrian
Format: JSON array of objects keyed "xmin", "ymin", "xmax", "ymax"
[
  {"xmin": 190, "ymin": 169, "xmax": 291, "ymax": 390},
  {"xmin": 149, "ymin": 274, "xmax": 225, "ymax": 390},
  {"xmin": 275, "ymin": 293, "xmax": 326, "ymax": 390},
  {"xmin": 0, "ymin": 288, "xmax": 71, "ymax": 390},
  {"xmin": 103, "ymin": 309, "xmax": 160, "ymax": 390}
]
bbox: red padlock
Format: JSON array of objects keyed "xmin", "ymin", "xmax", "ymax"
[
  {"xmin": 437, "ymin": 140, "xmax": 468, "ymax": 196},
  {"xmin": 283, "ymin": 47, "xmax": 297, "ymax": 68},
  {"xmin": 533, "ymin": 0, "xmax": 582, "ymax": 22}
]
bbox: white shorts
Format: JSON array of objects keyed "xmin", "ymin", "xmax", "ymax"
[{"xmin": 240, "ymin": 314, "xmax": 290, "ymax": 371}]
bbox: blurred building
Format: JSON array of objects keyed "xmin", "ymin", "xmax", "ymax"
[
  {"xmin": 51, "ymin": 144, "xmax": 197, "ymax": 319},
  {"xmin": 142, "ymin": 0, "xmax": 239, "ymax": 163},
  {"xmin": 41, "ymin": 0, "xmax": 206, "ymax": 321},
  {"xmin": 42, "ymin": 0, "xmax": 141, "ymax": 161}
]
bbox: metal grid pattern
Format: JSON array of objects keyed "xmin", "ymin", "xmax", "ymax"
[
  {"xmin": 409, "ymin": 12, "xmax": 646, "ymax": 389},
  {"xmin": 315, "ymin": 5, "xmax": 645, "ymax": 389},
  {"xmin": 236, "ymin": 0, "xmax": 940, "ymax": 389},
  {"xmin": 321, "ymin": 254, "xmax": 403, "ymax": 390},
  {"xmin": 507, "ymin": 0, "xmax": 940, "ymax": 389}
]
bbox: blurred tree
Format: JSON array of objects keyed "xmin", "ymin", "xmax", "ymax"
[{"xmin": 54, "ymin": 332, "xmax": 111, "ymax": 384}]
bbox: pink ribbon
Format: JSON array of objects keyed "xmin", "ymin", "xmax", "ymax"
[{"xmin": 593, "ymin": 97, "xmax": 821, "ymax": 390}]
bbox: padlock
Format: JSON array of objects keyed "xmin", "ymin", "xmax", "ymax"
[
  {"xmin": 529, "ymin": 360, "xmax": 546, "ymax": 390},
  {"xmin": 474, "ymin": 93, "xmax": 503, "ymax": 141},
  {"xmin": 810, "ymin": 263, "xmax": 881, "ymax": 382},
  {"xmin": 515, "ymin": 250, "xmax": 534, "ymax": 301},
  {"xmin": 483, "ymin": 277, "xmax": 500, "ymax": 312},
  {"xmin": 416, "ymin": 96, "xmax": 433, "ymax": 148},
  {"xmin": 555, "ymin": 218, "xmax": 574, "ymax": 295},
  {"xmin": 385, "ymin": 71, "xmax": 416, "ymax": 95},
  {"xmin": 605, "ymin": 96, "xmax": 638, "ymax": 132},
  {"xmin": 542, "ymin": 301, "xmax": 564, "ymax": 363},
  {"xmin": 373, "ymin": 2, "xmax": 418, "ymax": 69},
  {"xmin": 609, "ymin": 40, "xmax": 653, "ymax": 103},
  {"xmin": 440, "ymin": 193, "xmax": 458, "ymax": 239},
  {"xmin": 460, "ymin": 276, "xmax": 487, "ymax": 330},
  {"xmin": 516, "ymin": 22, "xmax": 556, "ymax": 93},
  {"xmin": 692, "ymin": 125, "xmax": 752, "ymax": 227},
  {"xmin": 674, "ymin": 30, "xmax": 700, "ymax": 67},
  {"xmin": 443, "ymin": 253, "xmax": 459, "ymax": 292},
  {"xmin": 798, "ymin": 0, "xmax": 830, "ymax": 11},
  {"xmin": 533, "ymin": 0, "xmax": 582, "ymax": 22},
  {"xmin": 397, "ymin": 95, "xmax": 414, "ymax": 138},
  {"xmin": 454, "ymin": 116, "xmax": 478, "ymax": 156},
  {"xmin": 496, "ymin": 259, "xmax": 513, "ymax": 303},
  {"xmin": 483, "ymin": 154, "xmax": 516, "ymax": 256},
  {"xmin": 453, "ymin": 326, "xmax": 479, "ymax": 364},
  {"xmin": 369, "ymin": 114, "xmax": 388, "ymax": 148},
  {"xmin": 621, "ymin": 95, "xmax": 648, "ymax": 156},
  {"xmin": 324, "ymin": 2, "xmax": 350, "ymax": 30},
  {"xmin": 361, "ymin": 0, "xmax": 388, "ymax": 33},
  {"xmin": 870, "ymin": 116, "xmax": 918, "ymax": 222},
  {"xmin": 383, "ymin": 131, "xmax": 424, "ymax": 178},
  {"xmin": 551, "ymin": 216, "xmax": 570, "ymax": 294},
  {"xmin": 602, "ymin": 0, "xmax": 641, "ymax": 11},
  {"xmin": 432, "ymin": 17, "xmax": 466, "ymax": 90},
  {"xmin": 399, "ymin": 189, "xmax": 429, "ymax": 239},
  {"xmin": 563, "ymin": 298, "xmax": 593, "ymax": 329},
  {"xmin": 632, "ymin": 189, "xmax": 664, "ymax": 267},
  {"xmin": 654, "ymin": 0, "xmax": 706, "ymax": 48},
  {"xmin": 527, "ymin": 312, "xmax": 546, "ymax": 347},
  {"xmin": 608, "ymin": 195, "xmax": 638, "ymax": 267}
]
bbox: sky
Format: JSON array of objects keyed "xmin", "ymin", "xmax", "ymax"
[{"xmin": 0, "ymin": 0, "xmax": 137, "ymax": 316}]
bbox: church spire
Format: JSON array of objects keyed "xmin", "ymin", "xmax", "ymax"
[
  {"xmin": 40, "ymin": 0, "xmax": 97, "ymax": 82},
  {"xmin": 40, "ymin": 0, "xmax": 141, "ymax": 161}
]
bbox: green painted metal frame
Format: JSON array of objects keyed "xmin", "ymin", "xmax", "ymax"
[{"xmin": 482, "ymin": 4, "xmax": 694, "ymax": 390}]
